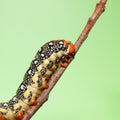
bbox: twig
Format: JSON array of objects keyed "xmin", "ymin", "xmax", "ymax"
[{"xmin": 22, "ymin": 0, "xmax": 107, "ymax": 119}]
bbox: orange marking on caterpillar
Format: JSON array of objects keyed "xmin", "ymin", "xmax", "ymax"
[
  {"xmin": 30, "ymin": 99, "xmax": 37, "ymax": 106},
  {"xmin": 63, "ymin": 41, "xmax": 75, "ymax": 54},
  {"xmin": 68, "ymin": 42, "xmax": 75, "ymax": 54},
  {"xmin": 16, "ymin": 112, "xmax": 24, "ymax": 120},
  {"xmin": 43, "ymin": 83, "xmax": 49, "ymax": 89},
  {"xmin": 0, "ymin": 115, "xmax": 4, "ymax": 120}
]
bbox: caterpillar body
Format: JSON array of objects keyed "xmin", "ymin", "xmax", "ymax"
[{"xmin": 0, "ymin": 40, "xmax": 75, "ymax": 120}]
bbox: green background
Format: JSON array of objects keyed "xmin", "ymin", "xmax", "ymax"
[{"xmin": 0, "ymin": 0, "xmax": 119, "ymax": 120}]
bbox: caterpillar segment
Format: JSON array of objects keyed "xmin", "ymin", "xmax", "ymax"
[
  {"xmin": 8, "ymin": 96, "xmax": 29, "ymax": 120},
  {"xmin": 0, "ymin": 40, "xmax": 75, "ymax": 120},
  {"xmin": 0, "ymin": 103, "xmax": 10, "ymax": 120}
]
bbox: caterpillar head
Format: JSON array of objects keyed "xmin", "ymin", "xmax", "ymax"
[{"xmin": 63, "ymin": 40, "xmax": 75, "ymax": 55}]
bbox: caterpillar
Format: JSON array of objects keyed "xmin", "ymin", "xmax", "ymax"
[{"xmin": 0, "ymin": 40, "xmax": 75, "ymax": 120}]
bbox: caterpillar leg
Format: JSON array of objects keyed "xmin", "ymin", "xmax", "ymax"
[
  {"xmin": 61, "ymin": 61, "xmax": 68, "ymax": 67},
  {"xmin": 42, "ymin": 83, "xmax": 49, "ymax": 89},
  {"xmin": 16, "ymin": 111, "xmax": 24, "ymax": 120},
  {"xmin": 30, "ymin": 98, "xmax": 37, "ymax": 106},
  {"xmin": 0, "ymin": 115, "xmax": 4, "ymax": 120},
  {"xmin": 60, "ymin": 55, "xmax": 73, "ymax": 67}
]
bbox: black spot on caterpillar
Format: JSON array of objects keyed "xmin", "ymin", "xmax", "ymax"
[{"xmin": 0, "ymin": 40, "xmax": 75, "ymax": 120}]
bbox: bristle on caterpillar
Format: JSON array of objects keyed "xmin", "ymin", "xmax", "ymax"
[{"xmin": 0, "ymin": 40, "xmax": 75, "ymax": 120}]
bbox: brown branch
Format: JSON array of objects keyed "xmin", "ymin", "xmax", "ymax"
[{"xmin": 22, "ymin": 0, "xmax": 107, "ymax": 119}]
